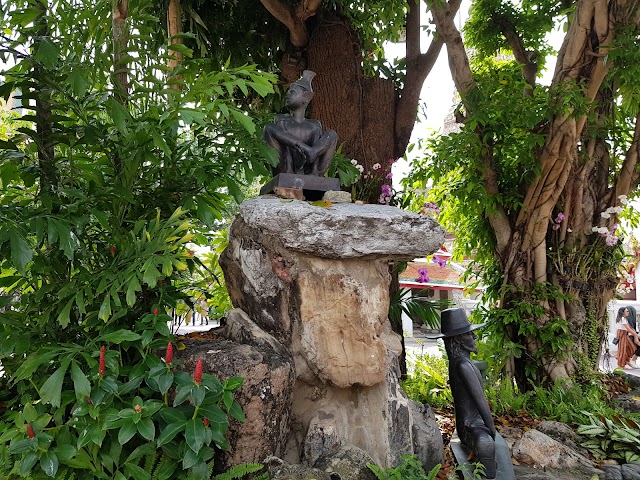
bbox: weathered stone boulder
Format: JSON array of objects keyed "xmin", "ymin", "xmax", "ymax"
[
  {"xmin": 314, "ymin": 445, "xmax": 378, "ymax": 480},
  {"xmin": 266, "ymin": 456, "xmax": 339, "ymax": 480},
  {"xmin": 512, "ymin": 429, "xmax": 599, "ymax": 476},
  {"xmin": 610, "ymin": 391, "xmax": 640, "ymax": 414},
  {"xmin": 219, "ymin": 197, "xmax": 445, "ymax": 470},
  {"xmin": 601, "ymin": 462, "xmax": 640, "ymax": 480},
  {"xmin": 175, "ymin": 310, "xmax": 295, "ymax": 468}
]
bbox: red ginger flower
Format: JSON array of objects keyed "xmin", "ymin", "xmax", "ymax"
[
  {"xmin": 193, "ymin": 359, "xmax": 203, "ymax": 385},
  {"xmin": 203, "ymin": 417, "xmax": 209, "ymax": 427},
  {"xmin": 153, "ymin": 308, "xmax": 159, "ymax": 316},
  {"xmin": 98, "ymin": 345, "xmax": 106, "ymax": 377},
  {"xmin": 166, "ymin": 342, "xmax": 173, "ymax": 365},
  {"xmin": 26, "ymin": 424, "xmax": 35, "ymax": 438},
  {"xmin": 109, "ymin": 245, "xmax": 116, "ymax": 255}
]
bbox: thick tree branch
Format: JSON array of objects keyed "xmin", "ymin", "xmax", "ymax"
[
  {"xmin": 394, "ymin": 36, "xmax": 444, "ymax": 156},
  {"xmin": 260, "ymin": 0, "xmax": 320, "ymax": 48},
  {"xmin": 430, "ymin": 0, "xmax": 475, "ymax": 98},
  {"xmin": 502, "ymin": 28, "xmax": 537, "ymax": 92},
  {"xmin": 615, "ymin": 113, "xmax": 640, "ymax": 200},
  {"xmin": 431, "ymin": 0, "xmax": 513, "ymax": 254},
  {"xmin": 406, "ymin": 0, "xmax": 421, "ymax": 61}
]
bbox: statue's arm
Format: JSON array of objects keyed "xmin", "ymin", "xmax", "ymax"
[
  {"xmin": 459, "ymin": 362, "xmax": 496, "ymax": 436},
  {"xmin": 264, "ymin": 117, "xmax": 307, "ymax": 150}
]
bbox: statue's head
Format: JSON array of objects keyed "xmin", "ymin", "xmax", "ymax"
[
  {"xmin": 286, "ymin": 70, "xmax": 316, "ymax": 109},
  {"xmin": 428, "ymin": 308, "xmax": 485, "ymax": 357}
]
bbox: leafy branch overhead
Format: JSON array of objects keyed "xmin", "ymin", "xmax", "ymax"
[{"xmin": 405, "ymin": 0, "xmax": 640, "ymax": 385}]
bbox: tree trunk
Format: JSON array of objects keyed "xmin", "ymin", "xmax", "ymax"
[
  {"xmin": 112, "ymin": 0, "xmax": 129, "ymax": 103},
  {"xmin": 305, "ymin": 13, "xmax": 396, "ymax": 191},
  {"xmin": 167, "ymin": 0, "xmax": 184, "ymax": 88},
  {"xmin": 34, "ymin": 2, "xmax": 57, "ymax": 195}
]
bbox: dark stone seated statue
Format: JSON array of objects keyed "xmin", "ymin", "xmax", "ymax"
[
  {"xmin": 263, "ymin": 70, "xmax": 337, "ymax": 177},
  {"xmin": 431, "ymin": 308, "xmax": 497, "ymax": 479}
]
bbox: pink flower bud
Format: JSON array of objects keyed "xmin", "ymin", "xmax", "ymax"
[
  {"xmin": 98, "ymin": 346, "xmax": 106, "ymax": 377},
  {"xmin": 166, "ymin": 342, "xmax": 173, "ymax": 365},
  {"xmin": 193, "ymin": 359, "xmax": 203, "ymax": 385}
]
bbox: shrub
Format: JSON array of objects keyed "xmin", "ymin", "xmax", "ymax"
[{"xmin": 402, "ymin": 352, "xmax": 452, "ymax": 409}]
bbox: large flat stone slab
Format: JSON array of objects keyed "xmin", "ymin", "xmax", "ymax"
[
  {"xmin": 260, "ymin": 173, "xmax": 341, "ymax": 200},
  {"xmin": 234, "ymin": 197, "xmax": 445, "ymax": 260}
]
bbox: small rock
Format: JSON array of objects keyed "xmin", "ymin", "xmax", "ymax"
[
  {"xmin": 265, "ymin": 456, "xmax": 339, "ymax": 480},
  {"xmin": 274, "ymin": 187, "xmax": 305, "ymax": 200},
  {"xmin": 512, "ymin": 429, "xmax": 596, "ymax": 472},
  {"xmin": 314, "ymin": 445, "xmax": 378, "ymax": 480},
  {"xmin": 610, "ymin": 392, "xmax": 640, "ymax": 414},
  {"xmin": 536, "ymin": 420, "xmax": 577, "ymax": 442},
  {"xmin": 497, "ymin": 426, "xmax": 524, "ymax": 451},
  {"xmin": 323, "ymin": 190, "xmax": 352, "ymax": 203}
]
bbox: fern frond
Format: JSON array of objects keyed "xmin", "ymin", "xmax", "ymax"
[{"xmin": 213, "ymin": 463, "xmax": 265, "ymax": 480}]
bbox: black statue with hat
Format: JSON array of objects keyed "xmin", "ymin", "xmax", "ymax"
[{"xmin": 429, "ymin": 308, "xmax": 497, "ymax": 478}]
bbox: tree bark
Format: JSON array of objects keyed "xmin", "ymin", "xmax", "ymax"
[
  {"xmin": 167, "ymin": 0, "xmax": 183, "ymax": 88},
  {"xmin": 34, "ymin": 1, "xmax": 56, "ymax": 194},
  {"xmin": 112, "ymin": 0, "xmax": 129, "ymax": 103}
]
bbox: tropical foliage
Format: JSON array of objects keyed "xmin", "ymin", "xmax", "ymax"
[
  {"xmin": 404, "ymin": 0, "xmax": 640, "ymax": 386},
  {"xmin": 0, "ymin": 0, "xmax": 277, "ymax": 477}
]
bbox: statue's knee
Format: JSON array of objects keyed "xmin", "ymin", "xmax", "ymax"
[{"xmin": 476, "ymin": 435, "xmax": 495, "ymax": 454}]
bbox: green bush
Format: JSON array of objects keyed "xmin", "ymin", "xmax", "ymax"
[
  {"xmin": 367, "ymin": 455, "xmax": 440, "ymax": 480},
  {"xmin": 401, "ymin": 352, "xmax": 452, "ymax": 409}
]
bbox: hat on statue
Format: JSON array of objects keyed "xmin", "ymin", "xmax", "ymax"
[{"xmin": 427, "ymin": 308, "xmax": 486, "ymax": 339}]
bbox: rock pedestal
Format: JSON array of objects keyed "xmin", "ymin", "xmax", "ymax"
[{"xmin": 218, "ymin": 197, "xmax": 446, "ymax": 471}]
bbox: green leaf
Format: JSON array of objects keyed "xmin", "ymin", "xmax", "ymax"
[
  {"xmin": 106, "ymin": 97, "xmax": 131, "ymax": 134},
  {"xmin": 185, "ymin": 418, "xmax": 205, "ymax": 454},
  {"xmin": 9, "ymin": 438, "xmax": 37, "ymax": 454},
  {"xmin": 228, "ymin": 401, "xmax": 245, "ymax": 422},
  {"xmin": 156, "ymin": 371, "xmax": 174, "ymax": 395},
  {"xmin": 118, "ymin": 421, "xmax": 138, "ymax": 445},
  {"xmin": 226, "ymin": 178, "xmax": 244, "ymax": 203},
  {"xmin": 247, "ymin": 81, "xmax": 273, "ymax": 97},
  {"xmin": 67, "ymin": 69, "xmax": 89, "ymax": 97},
  {"xmin": 230, "ymin": 109, "xmax": 255, "ymax": 134},
  {"xmin": 137, "ymin": 417, "xmax": 155, "ymax": 441},
  {"xmin": 224, "ymin": 376, "xmax": 244, "ymax": 391},
  {"xmin": 40, "ymin": 450, "xmax": 59, "ymax": 477},
  {"xmin": 179, "ymin": 109, "xmax": 206, "ymax": 126},
  {"xmin": 54, "ymin": 444, "xmax": 77, "ymax": 461},
  {"xmin": 156, "ymin": 420, "xmax": 186, "ymax": 447},
  {"xmin": 99, "ymin": 330, "xmax": 142, "ymax": 344},
  {"xmin": 98, "ymin": 294, "xmax": 112, "ymax": 321},
  {"xmin": 23, "ymin": 403, "xmax": 38, "ymax": 422},
  {"xmin": 124, "ymin": 463, "xmax": 152, "ymax": 480},
  {"xmin": 35, "ymin": 38, "xmax": 59, "ymax": 70},
  {"xmin": 173, "ymin": 385, "xmax": 192, "ymax": 407},
  {"xmin": 183, "ymin": 447, "xmax": 199, "ymax": 469},
  {"xmin": 9, "ymin": 228, "xmax": 32, "ymax": 274},
  {"xmin": 70, "ymin": 361, "xmax": 91, "ymax": 399},
  {"xmin": 20, "ymin": 452, "xmax": 38, "ymax": 475},
  {"xmin": 142, "ymin": 263, "xmax": 162, "ymax": 287},
  {"xmin": 40, "ymin": 361, "xmax": 70, "ymax": 408},
  {"xmin": 192, "ymin": 385, "xmax": 205, "ymax": 407},
  {"xmin": 56, "ymin": 297, "xmax": 75, "ymax": 328},
  {"xmin": 126, "ymin": 275, "xmax": 141, "ymax": 307}
]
